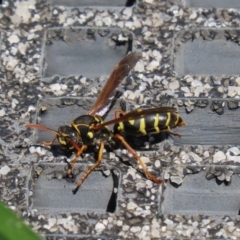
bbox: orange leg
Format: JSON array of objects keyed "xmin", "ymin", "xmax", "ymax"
[
  {"xmin": 40, "ymin": 135, "xmax": 58, "ymax": 147},
  {"xmin": 114, "ymin": 109, "xmax": 126, "ymax": 119},
  {"xmin": 73, "ymin": 141, "xmax": 104, "ymax": 193},
  {"xmin": 66, "ymin": 145, "xmax": 88, "ymax": 176},
  {"xmin": 114, "ymin": 134, "xmax": 164, "ymax": 184},
  {"xmin": 164, "ymin": 130, "xmax": 182, "ymax": 138}
]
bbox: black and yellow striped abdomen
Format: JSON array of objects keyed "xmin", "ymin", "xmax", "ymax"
[{"xmin": 113, "ymin": 111, "xmax": 185, "ymax": 136}]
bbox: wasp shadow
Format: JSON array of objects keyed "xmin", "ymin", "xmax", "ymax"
[{"xmin": 123, "ymin": 131, "xmax": 170, "ymax": 150}]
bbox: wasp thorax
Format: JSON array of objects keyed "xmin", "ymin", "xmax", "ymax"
[{"xmin": 57, "ymin": 125, "xmax": 81, "ymax": 150}]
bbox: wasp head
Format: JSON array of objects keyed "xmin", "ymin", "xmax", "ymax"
[{"xmin": 57, "ymin": 125, "xmax": 82, "ymax": 151}]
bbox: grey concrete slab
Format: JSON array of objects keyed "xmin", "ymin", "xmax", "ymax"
[
  {"xmin": 173, "ymin": 99, "xmax": 240, "ymax": 146},
  {"xmin": 174, "ymin": 32, "xmax": 240, "ymax": 76},
  {"xmin": 51, "ymin": 0, "xmax": 135, "ymax": 7},
  {"xmin": 42, "ymin": 28, "xmax": 132, "ymax": 80},
  {"xmin": 28, "ymin": 163, "xmax": 119, "ymax": 213},
  {"xmin": 183, "ymin": 0, "xmax": 240, "ymax": 8},
  {"xmin": 161, "ymin": 166, "xmax": 240, "ymax": 216}
]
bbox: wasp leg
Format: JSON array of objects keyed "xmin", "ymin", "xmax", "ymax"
[
  {"xmin": 114, "ymin": 109, "xmax": 126, "ymax": 119},
  {"xmin": 40, "ymin": 135, "xmax": 58, "ymax": 147},
  {"xmin": 73, "ymin": 141, "xmax": 104, "ymax": 193},
  {"xmin": 114, "ymin": 134, "xmax": 164, "ymax": 184},
  {"xmin": 66, "ymin": 145, "xmax": 88, "ymax": 176},
  {"xmin": 163, "ymin": 131, "xmax": 182, "ymax": 138}
]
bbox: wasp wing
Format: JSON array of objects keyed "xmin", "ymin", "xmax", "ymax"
[
  {"xmin": 93, "ymin": 107, "xmax": 177, "ymax": 130},
  {"xmin": 88, "ymin": 52, "xmax": 142, "ymax": 116}
]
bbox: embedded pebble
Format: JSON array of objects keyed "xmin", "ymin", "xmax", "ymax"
[
  {"xmin": 203, "ymin": 151, "xmax": 210, "ymax": 159},
  {"xmin": 8, "ymin": 34, "xmax": 20, "ymax": 44},
  {"xmin": 164, "ymin": 219, "xmax": 174, "ymax": 226},
  {"xmin": 228, "ymin": 101, "xmax": 238, "ymax": 110},
  {"xmin": 235, "ymin": 77, "xmax": 240, "ymax": 86},
  {"xmin": 188, "ymin": 152, "xmax": 202, "ymax": 162},
  {"xmin": 5, "ymin": 57, "xmax": 19, "ymax": 71},
  {"xmin": 130, "ymin": 226, "xmax": 141, "ymax": 233},
  {"xmin": 18, "ymin": 42, "xmax": 28, "ymax": 55},
  {"xmin": 226, "ymin": 154, "xmax": 240, "ymax": 162},
  {"xmin": 225, "ymin": 171, "xmax": 233, "ymax": 182},
  {"xmin": 141, "ymin": 156, "xmax": 150, "ymax": 164},
  {"xmin": 146, "ymin": 60, "xmax": 159, "ymax": 71},
  {"xmin": 213, "ymin": 151, "xmax": 226, "ymax": 163},
  {"xmin": 117, "ymin": 220, "xmax": 123, "ymax": 227},
  {"xmin": 95, "ymin": 222, "xmax": 105, "ymax": 233},
  {"xmin": 0, "ymin": 165, "xmax": 10, "ymax": 175},
  {"xmin": 170, "ymin": 176, "xmax": 183, "ymax": 185},
  {"xmin": 164, "ymin": 171, "xmax": 170, "ymax": 179},
  {"xmin": 44, "ymin": 218, "xmax": 57, "ymax": 229},
  {"xmin": 228, "ymin": 86, "xmax": 240, "ymax": 97},
  {"xmin": 202, "ymin": 219, "xmax": 210, "ymax": 225},
  {"xmin": 122, "ymin": 8, "xmax": 132, "ymax": 19},
  {"xmin": 27, "ymin": 105, "xmax": 36, "ymax": 112},
  {"xmin": 36, "ymin": 147, "xmax": 47, "ymax": 156},
  {"xmin": 143, "ymin": 0, "xmax": 154, "ymax": 3},
  {"xmin": 169, "ymin": 81, "xmax": 179, "ymax": 90},
  {"xmin": 227, "ymin": 147, "xmax": 240, "ymax": 156},
  {"xmin": 15, "ymin": 1, "xmax": 32, "ymax": 23},
  {"xmin": 103, "ymin": 169, "xmax": 111, "ymax": 176},
  {"xmin": 0, "ymin": 109, "xmax": 6, "ymax": 117},
  {"xmin": 123, "ymin": 225, "xmax": 130, "ymax": 231},
  {"xmin": 134, "ymin": 61, "xmax": 145, "ymax": 72},
  {"xmin": 154, "ymin": 160, "xmax": 161, "ymax": 168},
  {"xmin": 29, "ymin": 146, "xmax": 38, "ymax": 154},
  {"xmin": 217, "ymin": 173, "xmax": 226, "ymax": 181},
  {"xmin": 127, "ymin": 201, "xmax": 138, "ymax": 210},
  {"xmin": 189, "ymin": 11, "xmax": 197, "ymax": 20}
]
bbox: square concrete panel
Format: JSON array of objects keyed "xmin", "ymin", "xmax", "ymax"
[
  {"xmin": 51, "ymin": 0, "xmax": 136, "ymax": 7},
  {"xmin": 184, "ymin": 0, "xmax": 240, "ymax": 8},
  {"xmin": 161, "ymin": 166, "xmax": 240, "ymax": 216},
  {"xmin": 174, "ymin": 29, "xmax": 240, "ymax": 76},
  {"xmin": 42, "ymin": 28, "xmax": 133, "ymax": 80},
  {"xmin": 173, "ymin": 99, "xmax": 240, "ymax": 146},
  {"xmin": 28, "ymin": 164, "xmax": 120, "ymax": 213}
]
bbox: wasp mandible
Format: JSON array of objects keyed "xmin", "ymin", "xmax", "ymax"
[{"xmin": 26, "ymin": 52, "xmax": 186, "ymax": 192}]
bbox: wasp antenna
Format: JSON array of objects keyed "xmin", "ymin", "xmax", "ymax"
[{"xmin": 25, "ymin": 124, "xmax": 59, "ymax": 135}]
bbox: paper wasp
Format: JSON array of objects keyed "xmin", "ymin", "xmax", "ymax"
[{"xmin": 26, "ymin": 52, "xmax": 186, "ymax": 192}]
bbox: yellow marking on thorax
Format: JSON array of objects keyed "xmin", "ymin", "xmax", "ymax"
[
  {"xmin": 129, "ymin": 120, "xmax": 135, "ymax": 125},
  {"xmin": 94, "ymin": 116, "xmax": 103, "ymax": 123},
  {"xmin": 71, "ymin": 123, "xmax": 86, "ymax": 135},
  {"xmin": 139, "ymin": 118, "xmax": 147, "ymax": 135},
  {"xmin": 117, "ymin": 122, "xmax": 124, "ymax": 132},
  {"xmin": 154, "ymin": 113, "xmax": 160, "ymax": 132},
  {"xmin": 72, "ymin": 122, "xmax": 89, "ymax": 129},
  {"xmin": 79, "ymin": 123, "xmax": 90, "ymax": 127},
  {"xmin": 87, "ymin": 132, "xmax": 94, "ymax": 139}
]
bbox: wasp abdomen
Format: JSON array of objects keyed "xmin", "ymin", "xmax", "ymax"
[{"xmin": 113, "ymin": 112, "xmax": 186, "ymax": 136}]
